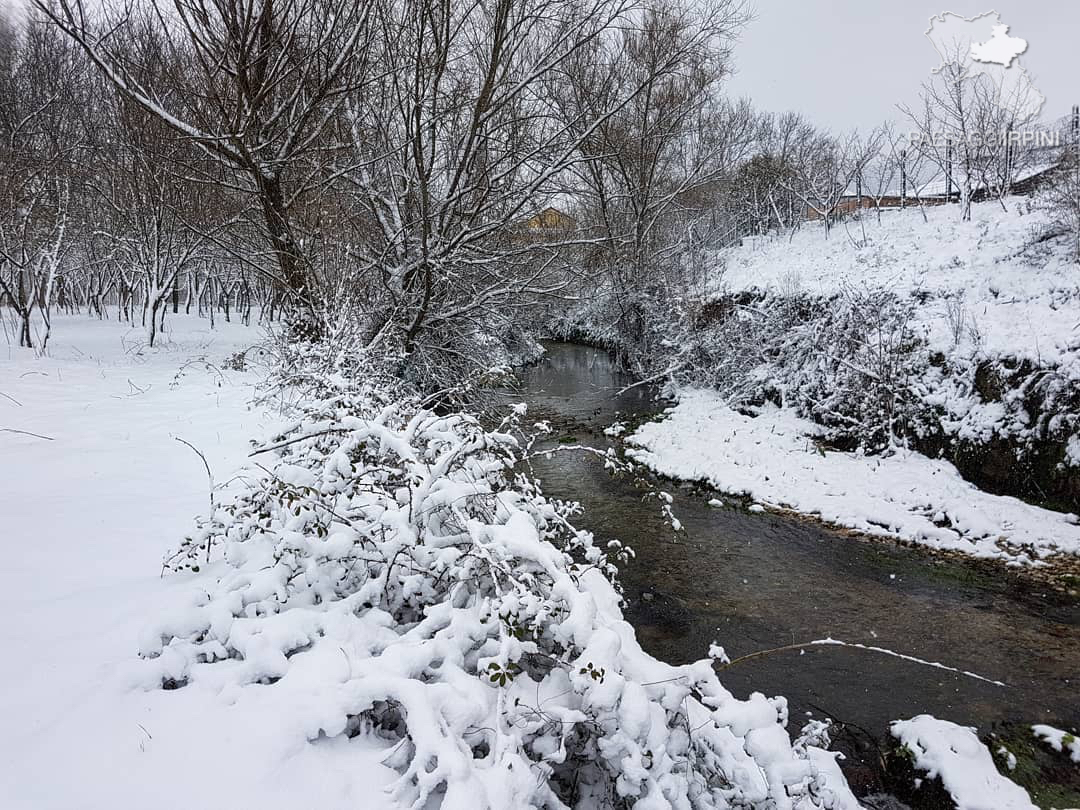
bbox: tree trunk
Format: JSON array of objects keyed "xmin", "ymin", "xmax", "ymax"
[
  {"xmin": 18, "ymin": 309, "xmax": 33, "ymax": 349},
  {"xmin": 208, "ymin": 277, "xmax": 215, "ymax": 329},
  {"xmin": 258, "ymin": 175, "xmax": 309, "ymax": 300},
  {"xmin": 147, "ymin": 295, "xmax": 163, "ymax": 347}
]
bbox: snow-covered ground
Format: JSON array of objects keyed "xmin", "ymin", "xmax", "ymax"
[
  {"xmin": 4, "ymin": 314, "xmax": 871, "ymax": 810},
  {"xmin": 627, "ymin": 391, "xmax": 1080, "ymax": 565},
  {"xmin": 0, "ymin": 315, "xmax": 397, "ymax": 809},
  {"xmin": 722, "ymin": 200, "xmax": 1079, "ymax": 364}
]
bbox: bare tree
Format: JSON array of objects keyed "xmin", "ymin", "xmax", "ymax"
[
  {"xmin": 0, "ymin": 15, "xmax": 83, "ymax": 350},
  {"xmin": 724, "ymin": 111, "xmax": 818, "ymax": 237},
  {"xmin": 859, "ymin": 123, "xmax": 902, "ymax": 223},
  {"xmin": 899, "ymin": 40, "xmax": 1041, "ymax": 221},
  {"xmin": 973, "ymin": 66, "xmax": 1043, "ymax": 207},
  {"xmin": 783, "ymin": 128, "xmax": 880, "ymax": 239},
  {"xmin": 1042, "ymin": 138, "xmax": 1080, "ymax": 262},
  {"xmin": 99, "ymin": 100, "xmax": 212, "ymax": 346},
  {"xmin": 36, "ymin": 0, "xmax": 379, "ymax": 321},
  {"xmin": 553, "ymin": 0, "xmax": 749, "ymax": 352}
]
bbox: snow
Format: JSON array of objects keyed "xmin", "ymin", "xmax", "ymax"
[
  {"xmin": 805, "ymin": 747, "xmax": 862, "ymax": 810},
  {"xmin": 0, "ymin": 314, "xmax": 398, "ymax": 808},
  {"xmin": 721, "ymin": 199, "xmax": 1079, "ymax": 365},
  {"xmin": 1032, "ymin": 724, "xmax": 1080, "ymax": 762},
  {"xmin": 997, "ymin": 746, "xmax": 1018, "ymax": 771},
  {"xmin": 624, "ymin": 198, "xmax": 1080, "ymax": 567},
  {"xmin": 627, "ymin": 391, "xmax": 1080, "ymax": 564},
  {"xmin": 3, "ymin": 314, "xmax": 860, "ymax": 809},
  {"xmin": 890, "ymin": 715, "xmax": 1036, "ymax": 810}
]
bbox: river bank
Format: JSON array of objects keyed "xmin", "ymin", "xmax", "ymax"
[
  {"xmin": 553, "ymin": 201, "xmax": 1080, "ymax": 519},
  {"xmin": 624, "ymin": 388, "xmax": 1080, "ymax": 580},
  {"xmin": 510, "ymin": 341, "xmax": 1080, "ymax": 806}
]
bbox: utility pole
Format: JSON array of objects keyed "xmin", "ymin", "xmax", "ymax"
[
  {"xmin": 1073, "ymin": 104, "xmax": 1079, "ymax": 155},
  {"xmin": 900, "ymin": 148, "xmax": 907, "ymax": 209},
  {"xmin": 1004, "ymin": 129, "xmax": 1012, "ymax": 197},
  {"xmin": 945, "ymin": 138, "xmax": 953, "ymax": 201}
]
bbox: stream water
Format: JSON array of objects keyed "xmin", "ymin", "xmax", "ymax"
[{"xmin": 505, "ymin": 341, "xmax": 1079, "ymax": 794}]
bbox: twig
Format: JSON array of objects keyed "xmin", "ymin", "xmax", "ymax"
[
  {"xmin": 1, "ymin": 427, "xmax": 54, "ymax": 441},
  {"xmin": 715, "ymin": 637, "xmax": 1006, "ymax": 687},
  {"xmin": 0, "ymin": 390, "xmax": 22, "ymax": 406},
  {"xmin": 248, "ymin": 427, "xmax": 351, "ymax": 456},
  {"xmin": 615, "ymin": 366, "xmax": 678, "ymax": 395},
  {"xmin": 174, "ymin": 436, "xmax": 215, "ymax": 562}
]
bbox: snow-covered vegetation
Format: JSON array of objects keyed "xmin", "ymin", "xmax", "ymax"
[
  {"xmin": 3, "ymin": 0, "xmax": 1078, "ymax": 804},
  {"xmin": 145, "ymin": 349, "xmax": 865, "ymax": 809},
  {"xmin": 3, "ymin": 318, "xmax": 861, "ymax": 808},
  {"xmin": 628, "ymin": 391, "xmax": 1080, "ymax": 564},
  {"xmin": 1032, "ymin": 724, "xmax": 1080, "ymax": 763},
  {"xmin": 615, "ymin": 201, "xmax": 1080, "ymax": 567},
  {"xmin": 605, "ymin": 200, "xmax": 1080, "ymax": 569},
  {"xmin": 890, "ymin": 716, "xmax": 1037, "ymax": 810}
]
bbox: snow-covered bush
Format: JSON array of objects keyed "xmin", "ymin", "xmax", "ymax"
[
  {"xmin": 1038, "ymin": 148, "xmax": 1080, "ymax": 263},
  {"xmin": 622, "ymin": 282, "xmax": 1080, "ymax": 504},
  {"xmin": 1032, "ymin": 724, "xmax": 1080, "ymax": 763},
  {"xmin": 665, "ymin": 288, "xmax": 934, "ymax": 453},
  {"xmin": 143, "ymin": 378, "xmax": 850, "ymax": 808},
  {"xmin": 890, "ymin": 716, "xmax": 1037, "ymax": 810}
]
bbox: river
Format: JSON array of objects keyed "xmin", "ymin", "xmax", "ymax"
[{"xmin": 504, "ymin": 341, "xmax": 1080, "ymax": 797}]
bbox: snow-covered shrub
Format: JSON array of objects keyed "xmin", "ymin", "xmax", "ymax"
[
  {"xmin": 1038, "ymin": 148, "xmax": 1080, "ymax": 263},
  {"xmin": 929, "ymin": 347, "xmax": 1080, "ymax": 458},
  {"xmin": 890, "ymin": 716, "xmax": 1037, "ymax": 810},
  {"xmin": 664, "ymin": 288, "xmax": 933, "ymax": 452},
  {"xmin": 145, "ymin": 383, "xmax": 850, "ymax": 809},
  {"xmin": 1032, "ymin": 724, "xmax": 1080, "ymax": 763},
  {"xmin": 633, "ymin": 282, "xmax": 1079, "ymax": 504}
]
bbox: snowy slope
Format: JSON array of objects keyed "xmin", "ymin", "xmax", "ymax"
[
  {"xmin": 623, "ymin": 200, "xmax": 1080, "ymax": 567},
  {"xmin": 720, "ymin": 200, "xmax": 1079, "ymax": 363},
  {"xmin": 0, "ymin": 316, "xmax": 398, "ymax": 809}
]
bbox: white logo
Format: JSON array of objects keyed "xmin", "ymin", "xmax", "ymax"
[{"xmin": 925, "ymin": 10, "xmax": 1044, "ymax": 120}]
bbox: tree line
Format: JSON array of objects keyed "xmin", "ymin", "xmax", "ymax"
[{"xmin": 1, "ymin": 0, "xmax": 1075, "ymax": 383}]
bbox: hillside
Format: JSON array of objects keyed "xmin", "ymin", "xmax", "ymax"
[{"xmin": 720, "ymin": 200, "xmax": 1078, "ymax": 365}]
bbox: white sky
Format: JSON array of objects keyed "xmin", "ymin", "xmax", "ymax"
[
  {"xmin": 724, "ymin": 0, "xmax": 1080, "ymax": 131},
  {"xmin": 2, "ymin": 0, "xmax": 1075, "ymax": 133}
]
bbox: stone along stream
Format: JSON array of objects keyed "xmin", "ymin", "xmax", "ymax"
[{"xmin": 502, "ymin": 341, "xmax": 1079, "ymax": 797}]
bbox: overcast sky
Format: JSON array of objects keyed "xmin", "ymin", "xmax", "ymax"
[
  {"xmin": 724, "ymin": 0, "xmax": 1080, "ymax": 131},
  {"xmin": 3, "ymin": 0, "xmax": 1075, "ymax": 133}
]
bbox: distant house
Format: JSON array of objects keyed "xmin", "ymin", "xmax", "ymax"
[
  {"xmin": 523, "ymin": 206, "xmax": 576, "ymax": 232},
  {"xmin": 804, "ymin": 154, "xmax": 1062, "ymax": 222}
]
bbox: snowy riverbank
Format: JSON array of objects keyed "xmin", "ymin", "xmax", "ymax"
[
  {"xmin": 627, "ymin": 389, "xmax": 1080, "ymax": 567},
  {"xmin": 609, "ymin": 199, "xmax": 1080, "ymax": 568}
]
